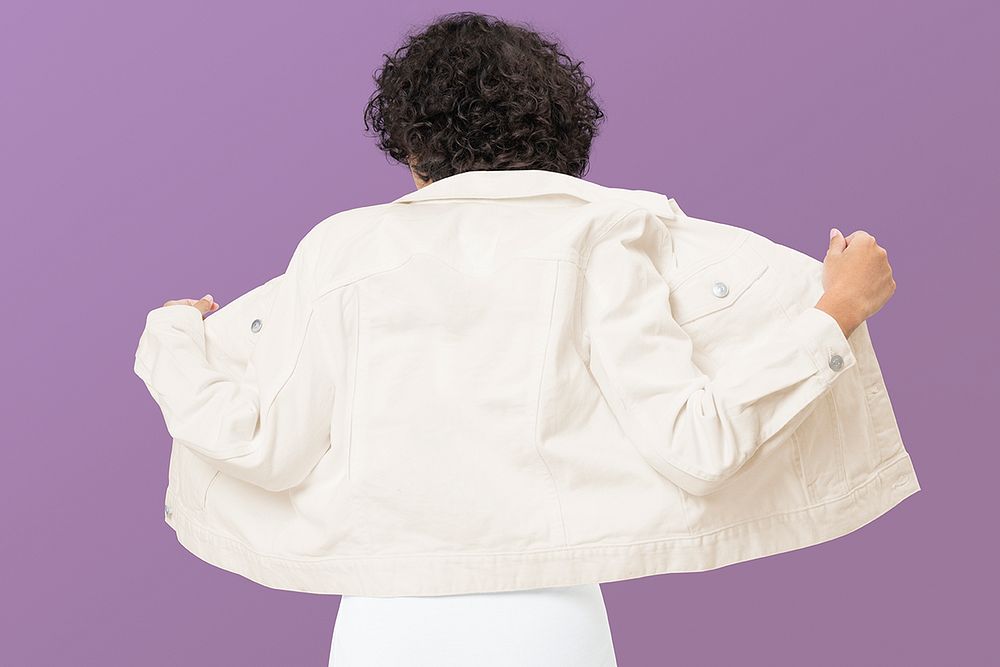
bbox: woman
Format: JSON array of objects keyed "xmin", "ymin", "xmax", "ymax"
[
  {"xmin": 171, "ymin": 15, "xmax": 622, "ymax": 666},
  {"xmin": 344, "ymin": 14, "xmax": 620, "ymax": 665},
  {"xmin": 150, "ymin": 12, "xmax": 896, "ymax": 667}
]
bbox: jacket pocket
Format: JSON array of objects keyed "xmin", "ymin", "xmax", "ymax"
[
  {"xmin": 667, "ymin": 234, "xmax": 784, "ymax": 375},
  {"xmin": 175, "ymin": 444, "xmax": 221, "ymax": 512},
  {"xmin": 851, "ymin": 321, "xmax": 906, "ymax": 466},
  {"xmin": 667, "ymin": 233, "xmax": 769, "ymax": 326},
  {"xmin": 790, "ymin": 392, "xmax": 850, "ymax": 503}
]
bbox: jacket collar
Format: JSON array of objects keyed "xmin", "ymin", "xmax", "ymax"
[{"xmin": 390, "ymin": 168, "xmax": 678, "ymax": 220}]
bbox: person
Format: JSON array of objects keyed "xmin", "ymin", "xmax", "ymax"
[
  {"xmin": 154, "ymin": 11, "xmax": 895, "ymax": 667},
  {"xmin": 340, "ymin": 15, "xmax": 618, "ymax": 663}
]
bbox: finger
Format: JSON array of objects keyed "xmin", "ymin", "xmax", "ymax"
[
  {"xmin": 161, "ymin": 294, "xmax": 216, "ymax": 313},
  {"xmin": 192, "ymin": 293, "xmax": 215, "ymax": 315},
  {"xmin": 190, "ymin": 300, "xmax": 212, "ymax": 315},
  {"xmin": 828, "ymin": 227, "xmax": 847, "ymax": 254},
  {"xmin": 162, "ymin": 298, "xmax": 199, "ymax": 307},
  {"xmin": 845, "ymin": 230, "xmax": 876, "ymax": 245}
]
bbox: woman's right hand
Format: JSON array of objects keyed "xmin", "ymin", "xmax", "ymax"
[{"xmin": 815, "ymin": 228, "xmax": 896, "ymax": 338}]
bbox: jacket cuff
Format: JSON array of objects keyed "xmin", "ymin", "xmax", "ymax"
[
  {"xmin": 786, "ymin": 306, "xmax": 857, "ymax": 386},
  {"xmin": 136, "ymin": 304, "xmax": 209, "ymax": 369}
]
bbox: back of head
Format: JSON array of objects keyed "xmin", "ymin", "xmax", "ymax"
[{"xmin": 363, "ymin": 12, "xmax": 605, "ymax": 183}]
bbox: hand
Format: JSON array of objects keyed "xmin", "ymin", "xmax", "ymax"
[
  {"xmin": 815, "ymin": 228, "xmax": 896, "ymax": 338},
  {"xmin": 162, "ymin": 293, "xmax": 220, "ymax": 317}
]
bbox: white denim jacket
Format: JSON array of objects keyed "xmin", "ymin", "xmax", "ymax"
[{"xmin": 133, "ymin": 169, "xmax": 921, "ymax": 597}]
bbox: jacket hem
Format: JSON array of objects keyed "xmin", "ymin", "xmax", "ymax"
[{"xmin": 164, "ymin": 451, "xmax": 920, "ymax": 597}]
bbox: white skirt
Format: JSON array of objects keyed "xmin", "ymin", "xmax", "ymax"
[{"xmin": 327, "ymin": 583, "xmax": 618, "ymax": 667}]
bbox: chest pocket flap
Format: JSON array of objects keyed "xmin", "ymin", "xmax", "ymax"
[{"xmin": 667, "ymin": 233, "xmax": 769, "ymax": 326}]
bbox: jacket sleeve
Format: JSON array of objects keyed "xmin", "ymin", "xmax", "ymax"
[
  {"xmin": 132, "ymin": 227, "xmax": 336, "ymax": 493},
  {"xmin": 581, "ymin": 207, "xmax": 857, "ymax": 497}
]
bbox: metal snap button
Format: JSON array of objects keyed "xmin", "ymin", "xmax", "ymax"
[
  {"xmin": 712, "ymin": 281, "xmax": 729, "ymax": 298},
  {"xmin": 250, "ymin": 318, "xmax": 262, "ymax": 333},
  {"xmin": 829, "ymin": 354, "xmax": 844, "ymax": 371},
  {"xmin": 164, "ymin": 504, "xmax": 173, "ymax": 518}
]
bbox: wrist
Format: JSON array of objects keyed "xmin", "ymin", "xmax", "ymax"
[{"xmin": 814, "ymin": 292, "xmax": 864, "ymax": 338}]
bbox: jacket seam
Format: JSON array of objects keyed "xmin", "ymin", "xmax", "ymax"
[
  {"xmin": 314, "ymin": 253, "xmax": 584, "ymax": 299},
  {"xmin": 667, "ymin": 232, "xmax": 753, "ymax": 289},
  {"xmin": 825, "ymin": 390, "xmax": 851, "ymax": 490},
  {"xmin": 580, "ymin": 206, "xmax": 649, "ymax": 272},
  {"xmin": 259, "ymin": 305, "xmax": 317, "ymax": 420},
  {"xmin": 790, "ymin": 430, "xmax": 814, "ymax": 504},
  {"xmin": 168, "ymin": 450, "xmax": 915, "ymax": 563},
  {"xmin": 534, "ymin": 263, "xmax": 570, "ymax": 546},
  {"xmin": 347, "ymin": 285, "xmax": 359, "ymax": 482},
  {"xmin": 313, "ymin": 255, "xmax": 419, "ymax": 302},
  {"xmin": 856, "ymin": 372, "xmax": 882, "ymax": 471},
  {"xmin": 349, "ymin": 284, "xmax": 376, "ymax": 553}
]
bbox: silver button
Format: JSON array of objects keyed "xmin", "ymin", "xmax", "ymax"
[
  {"xmin": 164, "ymin": 504, "xmax": 173, "ymax": 518},
  {"xmin": 712, "ymin": 281, "xmax": 729, "ymax": 298},
  {"xmin": 829, "ymin": 354, "xmax": 844, "ymax": 371},
  {"xmin": 250, "ymin": 318, "xmax": 262, "ymax": 333}
]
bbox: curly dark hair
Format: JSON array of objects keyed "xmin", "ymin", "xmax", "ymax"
[{"xmin": 363, "ymin": 12, "xmax": 605, "ymax": 183}]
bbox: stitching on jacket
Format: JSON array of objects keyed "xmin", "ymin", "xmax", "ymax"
[
  {"xmin": 671, "ymin": 262, "xmax": 768, "ymax": 326},
  {"xmin": 168, "ymin": 450, "xmax": 916, "ymax": 562},
  {"xmin": 313, "ymin": 255, "xmax": 419, "ymax": 302},
  {"xmin": 313, "ymin": 252, "xmax": 584, "ymax": 300},
  {"xmin": 856, "ymin": 371, "xmax": 881, "ymax": 471},
  {"xmin": 349, "ymin": 283, "xmax": 377, "ymax": 551},
  {"xmin": 347, "ymin": 286, "xmax": 359, "ymax": 482},
  {"xmin": 259, "ymin": 306, "xmax": 317, "ymax": 420},
  {"xmin": 569, "ymin": 262, "xmax": 590, "ymax": 368},
  {"xmin": 534, "ymin": 262, "xmax": 570, "ymax": 546},
  {"xmin": 825, "ymin": 391, "xmax": 850, "ymax": 490},
  {"xmin": 580, "ymin": 206, "xmax": 648, "ymax": 272},
  {"xmin": 790, "ymin": 431, "xmax": 814, "ymax": 504},
  {"xmin": 666, "ymin": 233, "xmax": 754, "ymax": 290}
]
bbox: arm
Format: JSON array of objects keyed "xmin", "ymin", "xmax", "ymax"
[
  {"xmin": 581, "ymin": 208, "xmax": 856, "ymax": 497},
  {"xmin": 132, "ymin": 227, "xmax": 336, "ymax": 493}
]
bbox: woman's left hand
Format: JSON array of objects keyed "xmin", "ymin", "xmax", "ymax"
[{"xmin": 162, "ymin": 293, "xmax": 220, "ymax": 317}]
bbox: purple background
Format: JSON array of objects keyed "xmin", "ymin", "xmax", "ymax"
[{"xmin": 2, "ymin": 1, "xmax": 995, "ymax": 664}]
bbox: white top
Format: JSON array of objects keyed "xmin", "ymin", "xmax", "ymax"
[{"xmin": 327, "ymin": 583, "xmax": 618, "ymax": 667}]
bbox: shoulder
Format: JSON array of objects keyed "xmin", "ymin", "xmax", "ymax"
[
  {"xmin": 582, "ymin": 178, "xmax": 679, "ymax": 224},
  {"xmin": 289, "ymin": 202, "xmax": 395, "ymax": 267},
  {"xmin": 279, "ymin": 202, "xmax": 395, "ymax": 297},
  {"xmin": 299, "ymin": 202, "xmax": 395, "ymax": 250}
]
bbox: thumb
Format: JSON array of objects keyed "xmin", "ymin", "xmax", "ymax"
[
  {"xmin": 828, "ymin": 227, "xmax": 847, "ymax": 253},
  {"xmin": 193, "ymin": 294, "xmax": 215, "ymax": 313}
]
